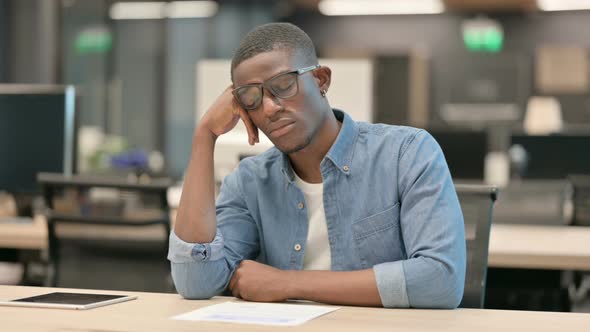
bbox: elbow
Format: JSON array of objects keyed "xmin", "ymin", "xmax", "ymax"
[
  {"xmin": 432, "ymin": 284, "xmax": 463, "ymax": 309},
  {"xmin": 176, "ymin": 286, "xmax": 222, "ymax": 301},
  {"xmin": 170, "ymin": 261, "xmax": 229, "ymax": 300},
  {"xmin": 410, "ymin": 283, "xmax": 463, "ymax": 309},
  {"xmin": 407, "ymin": 258, "xmax": 465, "ymax": 309},
  {"xmin": 414, "ymin": 277, "xmax": 463, "ymax": 309},
  {"xmin": 428, "ymin": 245, "xmax": 466, "ymax": 309},
  {"xmin": 174, "ymin": 282, "xmax": 219, "ymax": 300},
  {"xmin": 426, "ymin": 263, "xmax": 464, "ymax": 309}
]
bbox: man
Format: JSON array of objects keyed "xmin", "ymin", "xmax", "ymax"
[{"xmin": 168, "ymin": 22, "xmax": 465, "ymax": 308}]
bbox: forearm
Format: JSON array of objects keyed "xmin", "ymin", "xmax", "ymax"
[
  {"xmin": 174, "ymin": 125, "xmax": 218, "ymax": 243},
  {"xmin": 285, "ymin": 269, "xmax": 382, "ymax": 307}
]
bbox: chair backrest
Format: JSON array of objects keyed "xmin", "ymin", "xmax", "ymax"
[
  {"xmin": 455, "ymin": 184, "xmax": 498, "ymax": 308},
  {"xmin": 569, "ymin": 175, "xmax": 590, "ymax": 226},
  {"xmin": 493, "ymin": 180, "xmax": 570, "ymax": 225},
  {"xmin": 38, "ymin": 173, "xmax": 173, "ymax": 290}
]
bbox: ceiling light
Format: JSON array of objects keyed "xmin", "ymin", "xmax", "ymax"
[
  {"xmin": 319, "ymin": 0, "xmax": 444, "ymax": 16},
  {"xmin": 110, "ymin": 1, "xmax": 218, "ymax": 20},
  {"xmin": 166, "ymin": 1, "xmax": 218, "ymax": 18},
  {"xmin": 110, "ymin": 2, "xmax": 166, "ymax": 20},
  {"xmin": 538, "ymin": 0, "xmax": 590, "ymax": 11}
]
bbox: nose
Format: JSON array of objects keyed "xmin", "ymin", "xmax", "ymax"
[{"xmin": 260, "ymin": 90, "xmax": 283, "ymax": 118}]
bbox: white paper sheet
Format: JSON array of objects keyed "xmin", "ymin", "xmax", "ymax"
[{"xmin": 172, "ymin": 301, "xmax": 340, "ymax": 326}]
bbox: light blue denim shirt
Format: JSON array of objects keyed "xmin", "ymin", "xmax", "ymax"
[{"xmin": 168, "ymin": 110, "xmax": 466, "ymax": 308}]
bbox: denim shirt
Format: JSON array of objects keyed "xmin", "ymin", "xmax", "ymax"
[{"xmin": 168, "ymin": 110, "xmax": 466, "ymax": 308}]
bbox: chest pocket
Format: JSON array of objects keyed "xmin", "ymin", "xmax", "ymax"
[{"xmin": 351, "ymin": 203, "xmax": 404, "ymax": 269}]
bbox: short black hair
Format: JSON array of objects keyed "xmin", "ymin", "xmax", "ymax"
[{"xmin": 231, "ymin": 22, "xmax": 318, "ymax": 81}]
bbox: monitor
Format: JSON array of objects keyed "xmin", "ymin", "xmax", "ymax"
[
  {"xmin": 429, "ymin": 129, "xmax": 488, "ymax": 180},
  {"xmin": 510, "ymin": 134, "xmax": 590, "ymax": 179},
  {"xmin": 0, "ymin": 85, "xmax": 76, "ymax": 194},
  {"xmin": 439, "ymin": 54, "xmax": 529, "ymax": 128}
]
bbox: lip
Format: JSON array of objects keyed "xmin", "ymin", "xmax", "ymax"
[{"xmin": 268, "ymin": 120, "xmax": 296, "ymax": 138}]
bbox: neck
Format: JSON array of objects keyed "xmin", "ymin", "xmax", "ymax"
[{"xmin": 288, "ymin": 111, "xmax": 341, "ymax": 184}]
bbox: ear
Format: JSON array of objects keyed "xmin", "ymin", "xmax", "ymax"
[{"xmin": 313, "ymin": 66, "xmax": 332, "ymax": 92}]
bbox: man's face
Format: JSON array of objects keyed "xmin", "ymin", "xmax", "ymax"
[{"xmin": 232, "ymin": 49, "xmax": 328, "ymax": 154}]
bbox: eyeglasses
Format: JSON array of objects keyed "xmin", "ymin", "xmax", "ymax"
[{"xmin": 233, "ymin": 64, "xmax": 320, "ymax": 111}]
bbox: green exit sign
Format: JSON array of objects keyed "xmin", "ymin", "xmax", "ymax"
[
  {"xmin": 75, "ymin": 27, "xmax": 112, "ymax": 54},
  {"xmin": 462, "ymin": 17, "xmax": 503, "ymax": 53}
]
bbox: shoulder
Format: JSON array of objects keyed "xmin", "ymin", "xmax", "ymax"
[{"xmin": 356, "ymin": 121, "xmax": 435, "ymax": 154}]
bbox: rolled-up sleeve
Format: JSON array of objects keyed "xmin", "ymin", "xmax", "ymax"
[
  {"xmin": 374, "ymin": 130, "xmax": 466, "ymax": 309},
  {"xmin": 373, "ymin": 261, "xmax": 409, "ymax": 307},
  {"xmin": 167, "ymin": 167, "xmax": 260, "ymax": 299},
  {"xmin": 168, "ymin": 229, "xmax": 225, "ymax": 263}
]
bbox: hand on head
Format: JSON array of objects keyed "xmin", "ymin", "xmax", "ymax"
[{"xmin": 200, "ymin": 85, "xmax": 260, "ymax": 146}]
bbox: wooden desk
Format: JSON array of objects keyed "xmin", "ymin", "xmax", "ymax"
[
  {"xmin": 0, "ymin": 215, "xmax": 47, "ymax": 250},
  {"xmin": 3, "ymin": 215, "xmax": 590, "ymax": 272},
  {"xmin": 489, "ymin": 224, "xmax": 590, "ymax": 270},
  {"xmin": 1, "ymin": 285, "xmax": 590, "ymax": 332}
]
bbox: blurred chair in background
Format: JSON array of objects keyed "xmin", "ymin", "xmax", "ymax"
[
  {"xmin": 569, "ymin": 175, "xmax": 590, "ymax": 310},
  {"xmin": 39, "ymin": 173, "xmax": 174, "ymax": 292},
  {"xmin": 493, "ymin": 180, "xmax": 572, "ymax": 225},
  {"xmin": 455, "ymin": 184, "xmax": 498, "ymax": 308}
]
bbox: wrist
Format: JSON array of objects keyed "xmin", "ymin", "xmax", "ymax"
[
  {"xmin": 283, "ymin": 270, "xmax": 302, "ymax": 299},
  {"xmin": 194, "ymin": 124, "xmax": 217, "ymax": 144}
]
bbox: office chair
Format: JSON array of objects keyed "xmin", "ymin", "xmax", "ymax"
[
  {"xmin": 569, "ymin": 175, "xmax": 590, "ymax": 227},
  {"xmin": 493, "ymin": 180, "xmax": 571, "ymax": 225},
  {"xmin": 455, "ymin": 184, "xmax": 498, "ymax": 309},
  {"xmin": 38, "ymin": 173, "xmax": 174, "ymax": 292},
  {"xmin": 568, "ymin": 175, "xmax": 590, "ymax": 308}
]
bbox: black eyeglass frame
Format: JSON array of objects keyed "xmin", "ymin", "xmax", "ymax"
[{"xmin": 232, "ymin": 64, "xmax": 321, "ymax": 111}]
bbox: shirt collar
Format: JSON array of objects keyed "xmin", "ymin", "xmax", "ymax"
[{"xmin": 281, "ymin": 109, "xmax": 359, "ymax": 183}]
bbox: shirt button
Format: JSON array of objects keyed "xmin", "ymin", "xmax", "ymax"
[
  {"xmin": 297, "ymin": 202, "xmax": 304, "ymax": 209},
  {"xmin": 342, "ymin": 165, "xmax": 350, "ymax": 172},
  {"xmin": 294, "ymin": 244, "xmax": 302, "ymax": 251}
]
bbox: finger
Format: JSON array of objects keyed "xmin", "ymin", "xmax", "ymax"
[
  {"xmin": 231, "ymin": 97, "xmax": 240, "ymax": 117},
  {"xmin": 253, "ymin": 123, "xmax": 259, "ymax": 143},
  {"xmin": 237, "ymin": 107, "xmax": 257, "ymax": 146},
  {"xmin": 250, "ymin": 121, "xmax": 259, "ymax": 144},
  {"xmin": 229, "ymin": 271, "xmax": 238, "ymax": 291},
  {"xmin": 231, "ymin": 282, "xmax": 241, "ymax": 298},
  {"xmin": 231, "ymin": 98, "xmax": 254, "ymax": 145},
  {"xmin": 251, "ymin": 119, "xmax": 259, "ymax": 144},
  {"xmin": 238, "ymin": 110, "xmax": 256, "ymax": 146}
]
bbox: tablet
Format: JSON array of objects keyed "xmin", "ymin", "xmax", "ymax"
[{"xmin": 0, "ymin": 292, "xmax": 137, "ymax": 310}]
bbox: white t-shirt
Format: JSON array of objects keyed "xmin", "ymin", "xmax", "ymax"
[{"xmin": 294, "ymin": 172, "xmax": 332, "ymax": 271}]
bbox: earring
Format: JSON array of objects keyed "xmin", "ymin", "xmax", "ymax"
[{"xmin": 320, "ymin": 89, "xmax": 327, "ymax": 97}]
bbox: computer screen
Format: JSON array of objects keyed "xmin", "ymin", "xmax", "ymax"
[
  {"xmin": 439, "ymin": 54, "xmax": 529, "ymax": 128},
  {"xmin": 511, "ymin": 134, "xmax": 590, "ymax": 179},
  {"xmin": 429, "ymin": 130, "xmax": 488, "ymax": 180},
  {"xmin": 0, "ymin": 86, "xmax": 76, "ymax": 194}
]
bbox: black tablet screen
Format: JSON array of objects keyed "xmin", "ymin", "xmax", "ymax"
[{"xmin": 13, "ymin": 292, "xmax": 127, "ymax": 305}]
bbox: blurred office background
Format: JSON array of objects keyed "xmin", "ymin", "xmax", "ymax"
[
  {"xmin": 1, "ymin": 0, "xmax": 590, "ymax": 179},
  {"xmin": 1, "ymin": 0, "xmax": 590, "ymax": 312}
]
